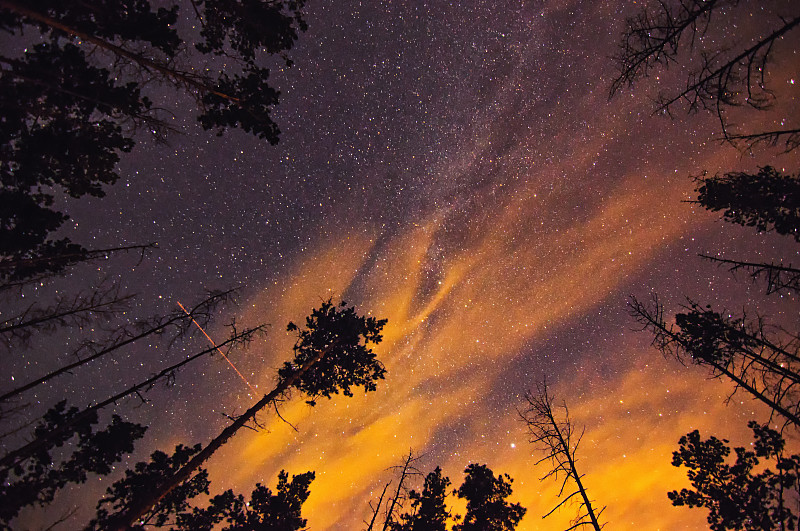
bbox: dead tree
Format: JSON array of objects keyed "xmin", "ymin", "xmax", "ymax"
[
  {"xmin": 0, "ymin": 282, "xmax": 135, "ymax": 347},
  {"xmin": 700, "ymin": 255, "xmax": 800, "ymax": 295},
  {"xmin": 366, "ymin": 482, "xmax": 392, "ymax": 531},
  {"xmin": 381, "ymin": 451, "xmax": 422, "ymax": 531},
  {"xmin": 0, "ymin": 243, "xmax": 156, "ymax": 289},
  {"xmin": 0, "ymin": 323, "xmax": 266, "ymax": 474},
  {"xmin": 0, "ymin": 288, "xmax": 238, "ymax": 403},
  {"xmin": 611, "ymin": 0, "xmax": 800, "ymax": 151},
  {"xmin": 610, "ymin": 0, "xmax": 727, "ymax": 95},
  {"xmin": 629, "ymin": 295, "xmax": 800, "ymax": 428},
  {"xmin": 519, "ymin": 383, "xmax": 605, "ymax": 531}
]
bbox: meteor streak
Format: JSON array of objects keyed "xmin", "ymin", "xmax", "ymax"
[{"xmin": 177, "ymin": 301, "xmax": 258, "ymax": 396}]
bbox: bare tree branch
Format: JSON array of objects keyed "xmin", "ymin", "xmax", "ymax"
[
  {"xmin": 519, "ymin": 382, "xmax": 605, "ymax": 531},
  {"xmin": 0, "ymin": 288, "xmax": 238, "ymax": 403},
  {"xmin": 700, "ymin": 254, "xmax": 800, "ymax": 295},
  {"xmin": 382, "ymin": 450, "xmax": 422, "ymax": 531},
  {"xmin": 0, "ymin": 323, "xmax": 266, "ymax": 474},
  {"xmin": 1, "ymin": 283, "xmax": 135, "ymax": 347},
  {"xmin": 628, "ymin": 295, "xmax": 800, "ymax": 428}
]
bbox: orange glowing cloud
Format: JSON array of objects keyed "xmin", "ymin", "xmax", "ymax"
[
  {"xmin": 197, "ymin": 160, "xmax": 736, "ymax": 528},
  {"xmin": 190, "ymin": 85, "xmax": 786, "ymax": 529}
]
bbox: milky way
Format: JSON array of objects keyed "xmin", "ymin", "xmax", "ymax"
[{"xmin": 6, "ymin": 1, "xmax": 800, "ymax": 529}]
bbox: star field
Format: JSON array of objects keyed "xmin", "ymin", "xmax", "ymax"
[{"xmin": 4, "ymin": 0, "xmax": 800, "ymax": 529}]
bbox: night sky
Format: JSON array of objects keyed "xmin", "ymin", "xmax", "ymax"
[{"xmin": 5, "ymin": 0, "xmax": 800, "ymax": 529}]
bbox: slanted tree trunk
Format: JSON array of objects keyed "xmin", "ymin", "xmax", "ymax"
[
  {"xmin": 0, "ymin": 0, "xmax": 238, "ymax": 102},
  {"xmin": 382, "ymin": 451, "xmax": 419, "ymax": 531},
  {"xmin": 520, "ymin": 383, "xmax": 604, "ymax": 531},
  {"xmin": 109, "ymin": 343, "xmax": 335, "ymax": 530},
  {"xmin": 629, "ymin": 295, "xmax": 800, "ymax": 428},
  {"xmin": 0, "ymin": 324, "xmax": 264, "ymax": 473}
]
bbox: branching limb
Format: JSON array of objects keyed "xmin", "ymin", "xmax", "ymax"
[
  {"xmin": 520, "ymin": 382, "xmax": 605, "ymax": 531},
  {"xmin": 0, "ymin": 288, "xmax": 239, "ymax": 403},
  {"xmin": 700, "ymin": 254, "xmax": 800, "ymax": 295},
  {"xmin": 0, "ymin": 283, "xmax": 135, "ymax": 347}
]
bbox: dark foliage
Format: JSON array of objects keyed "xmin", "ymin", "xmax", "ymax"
[
  {"xmin": 694, "ymin": 167, "xmax": 800, "ymax": 242},
  {"xmin": 196, "ymin": 0, "xmax": 307, "ymax": 59},
  {"xmin": 178, "ymin": 470, "xmax": 315, "ymax": 531},
  {"xmin": 392, "ymin": 467, "xmax": 452, "ymax": 531},
  {"xmin": 0, "ymin": 0, "xmax": 306, "ymax": 280},
  {"xmin": 0, "ymin": 401, "xmax": 146, "ymax": 528},
  {"xmin": 0, "ymin": 41, "xmax": 142, "ymax": 281},
  {"xmin": 199, "ymin": 65, "xmax": 281, "ymax": 141},
  {"xmin": 104, "ymin": 301, "xmax": 387, "ymax": 528},
  {"xmin": 0, "ymin": 323, "xmax": 264, "ymax": 476},
  {"xmin": 88, "ymin": 449, "xmax": 313, "ymax": 531},
  {"xmin": 454, "ymin": 464, "xmax": 526, "ymax": 531},
  {"xmin": 86, "ymin": 444, "xmax": 211, "ymax": 530},
  {"xmin": 280, "ymin": 299, "xmax": 387, "ymax": 405},
  {"xmin": 669, "ymin": 421, "xmax": 800, "ymax": 531},
  {"xmin": 0, "ymin": 0, "xmax": 180, "ymax": 52},
  {"xmin": 630, "ymin": 296, "xmax": 800, "ymax": 428}
]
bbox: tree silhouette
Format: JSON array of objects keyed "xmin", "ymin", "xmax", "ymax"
[
  {"xmin": 0, "ymin": 285, "xmax": 264, "ymax": 529},
  {"xmin": 108, "ymin": 299, "xmax": 386, "ymax": 529},
  {"xmin": 700, "ymin": 255, "xmax": 800, "ymax": 296},
  {"xmin": 610, "ymin": 0, "xmax": 800, "ymax": 151},
  {"xmin": 85, "ymin": 443, "xmax": 213, "ymax": 530},
  {"xmin": 0, "ymin": 402, "xmax": 146, "ymax": 528},
  {"xmin": 376, "ymin": 451, "xmax": 421, "ymax": 531},
  {"xmin": 669, "ymin": 421, "xmax": 800, "ymax": 531},
  {"xmin": 691, "ymin": 167, "xmax": 800, "ymax": 242},
  {"xmin": 391, "ymin": 467, "xmax": 452, "ymax": 531},
  {"xmin": 520, "ymin": 383, "xmax": 605, "ymax": 531},
  {"xmin": 0, "ymin": 282, "xmax": 135, "ymax": 347},
  {"xmin": 0, "ymin": 288, "xmax": 240, "ymax": 403},
  {"xmin": 279, "ymin": 300, "xmax": 387, "ymax": 406},
  {"xmin": 629, "ymin": 296, "xmax": 800, "ymax": 428},
  {"xmin": 86, "ymin": 440, "xmax": 314, "ymax": 531},
  {"xmin": 454, "ymin": 464, "xmax": 526, "ymax": 531},
  {"xmin": 216, "ymin": 470, "xmax": 315, "ymax": 531},
  {"xmin": 0, "ymin": 0, "xmax": 306, "ymax": 280},
  {"xmin": 0, "ymin": 322, "xmax": 264, "ymax": 476}
]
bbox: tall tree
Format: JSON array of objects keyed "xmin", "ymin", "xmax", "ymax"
[
  {"xmin": 629, "ymin": 296, "xmax": 800, "ymax": 428},
  {"xmin": 519, "ymin": 383, "xmax": 605, "ymax": 531},
  {"xmin": 0, "ymin": 282, "xmax": 135, "ymax": 347},
  {"xmin": 381, "ymin": 452, "xmax": 423, "ymax": 531},
  {"xmin": 86, "ymin": 441, "xmax": 316, "ymax": 531},
  {"xmin": 0, "ymin": 288, "xmax": 240, "ymax": 403},
  {"xmin": 391, "ymin": 467, "xmax": 452, "ymax": 531},
  {"xmin": 669, "ymin": 421, "xmax": 800, "ymax": 531},
  {"xmin": 0, "ymin": 322, "xmax": 265, "ymax": 476},
  {"xmin": 454, "ymin": 464, "xmax": 526, "ymax": 531},
  {"xmin": 108, "ymin": 299, "xmax": 386, "ymax": 530},
  {"xmin": 85, "ymin": 443, "xmax": 214, "ymax": 530},
  {"xmin": 0, "ymin": 0, "xmax": 307, "ymax": 280}
]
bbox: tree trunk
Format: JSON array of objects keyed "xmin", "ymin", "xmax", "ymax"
[
  {"xmin": 0, "ymin": 0, "xmax": 238, "ymax": 102},
  {"xmin": 0, "ymin": 325, "xmax": 263, "ymax": 473},
  {"xmin": 109, "ymin": 344, "xmax": 334, "ymax": 530}
]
